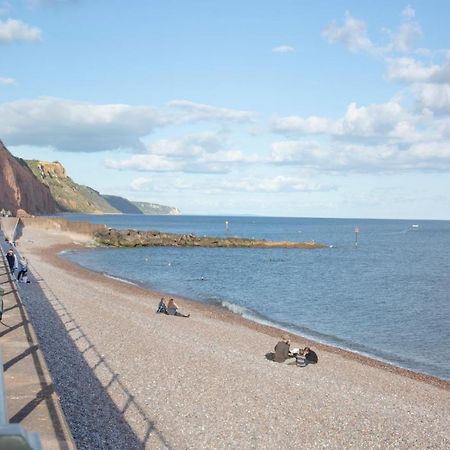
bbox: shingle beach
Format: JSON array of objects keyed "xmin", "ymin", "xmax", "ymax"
[{"xmin": 15, "ymin": 227, "xmax": 450, "ymax": 449}]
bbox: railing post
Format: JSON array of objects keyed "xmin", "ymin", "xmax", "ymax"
[
  {"xmin": 0, "ymin": 350, "xmax": 8, "ymax": 425},
  {"xmin": 0, "ymin": 286, "xmax": 4, "ymax": 322}
]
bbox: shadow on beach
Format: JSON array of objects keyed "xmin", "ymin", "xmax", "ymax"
[{"xmin": 4, "ymin": 241, "xmax": 173, "ymax": 449}]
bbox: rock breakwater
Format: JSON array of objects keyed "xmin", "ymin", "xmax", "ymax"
[{"xmin": 94, "ymin": 228, "xmax": 327, "ymax": 249}]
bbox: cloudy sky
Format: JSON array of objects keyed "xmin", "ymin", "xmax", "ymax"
[{"xmin": 1, "ymin": 0, "xmax": 450, "ymax": 219}]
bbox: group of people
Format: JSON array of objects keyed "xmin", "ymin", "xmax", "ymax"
[
  {"xmin": 268, "ymin": 335, "xmax": 318, "ymax": 367},
  {"xmin": 5, "ymin": 248, "xmax": 30, "ymax": 283},
  {"xmin": 157, "ymin": 297, "xmax": 190, "ymax": 318}
]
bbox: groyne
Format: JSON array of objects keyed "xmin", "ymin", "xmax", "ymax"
[{"xmin": 94, "ymin": 228, "xmax": 327, "ymax": 248}]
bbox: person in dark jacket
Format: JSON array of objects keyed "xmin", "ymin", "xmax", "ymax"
[
  {"xmin": 296, "ymin": 346, "xmax": 318, "ymax": 367},
  {"xmin": 5, "ymin": 249, "xmax": 17, "ymax": 274},
  {"xmin": 274, "ymin": 335, "xmax": 293, "ymax": 363},
  {"xmin": 156, "ymin": 298, "xmax": 167, "ymax": 314}
]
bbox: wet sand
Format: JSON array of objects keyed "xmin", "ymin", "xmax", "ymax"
[{"xmin": 15, "ymin": 227, "xmax": 450, "ymax": 449}]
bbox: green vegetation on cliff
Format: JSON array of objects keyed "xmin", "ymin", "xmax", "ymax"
[
  {"xmin": 103, "ymin": 195, "xmax": 143, "ymax": 214},
  {"xmin": 26, "ymin": 160, "xmax": 119, "ymax": 213},
  {"xmin": 24, "ymin": 159, "xmax": 181, "ymax": 215}
]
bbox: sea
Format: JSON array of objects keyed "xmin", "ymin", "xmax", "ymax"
[{"xmin": 59, "ymin": 214, "xmax": 450, "ymax": 381}]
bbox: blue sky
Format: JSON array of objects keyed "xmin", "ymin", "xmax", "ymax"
[{"xmin": 1, "ymin": 0, "xmax": 450, "ymax": 219}]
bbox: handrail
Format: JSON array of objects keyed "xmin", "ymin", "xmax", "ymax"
[
  {"xmin": 0, "ymin": 351, "xmax": 43, "ymax": 450},
  {"xmin": 0, "ymin": 350, "xmax": 8, "ymax": 425},
  {"xmin": 0, "ymin": 248, "xmax": 43, "ymax": 450}
]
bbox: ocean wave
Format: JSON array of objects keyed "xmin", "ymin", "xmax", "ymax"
[
  {"xmin": 103, "ymin": 273, "xmax": 138, "ymax": 286},
  {"xmin": 221, "ymin": 301, "xmax": 249, "ymax": 316},
  {"xmin": 219, "ymin": 301, "xmax": 282, "ymax": 328}
]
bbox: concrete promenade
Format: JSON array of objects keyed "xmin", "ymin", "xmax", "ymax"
[{"xmin": 0, "ymin": 234, "xmax": 76, "ymax": 450}]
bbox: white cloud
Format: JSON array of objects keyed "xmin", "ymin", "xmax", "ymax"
[
  {"xmin": 0, "ymin": 76, "xmax": 16, "ymax": 85},
  {"xmin": 223, "ymin": 176, "xmax": 330, "ymax": 193},
  {"xmin": 168, "ymin": 99, "xmax": 255, "ymax": 123},
  {"xmin": 149, "ymin": 175, "xmax": 332, "ymax": 194},
  {"xmin": 200, "ymin": 149, "xmax": 251, "ymax": 163},
  {"xmin": 270, "ymin": 138, "xmax": 450, "ymax": 172},
  {"xmin": 144, "ymin": 132, "xmax": 225, "ymax": 157},
  {"xmin": 430, "ymin": 57, "xmax": 450, "ymax": 83},
  {"xmin": 105, "ymin": 130, "xmax": 262, "ymax": 175},
  {"xmin": 105, "ymin": 152, "xmax": 234, "ymax": 174},
  {"xmin": 272, "ymin": 45, "xmax": 295, "ymax": 53},
  {"xmin": 106, "ymin": 154, "xmax": 182, "ymax": 172},
  {"xmin": 414, "ymin": 83, "xmax": 450, "ymax": 114},
  {"xmin": 0, "ymin": 19, "xmax": 42, "ymax": 43},
  {"xmin": 340, "ymin": 101, "xmax": 412, "ymax": 138},
  {"xmin": 0, "ymin": 97, "xmax": 167, "ymax": 151},
  {"xmin": 386, "ymin": 57, "xmax": 440, "ymax": 82},
  {"xmin": 0, "ymin": 97, "xmax": 257, "ymax": 152},
  {"xmin": 273, "ymin": 100, "xmax": 417, "ymax": 142},
  {"xmin": 322, "ymin": 13, "xmax": 377, "ymax": 54},
  {"xmin": 402, "ymin": 5, "xmax": 416, "ymax": 20},
  {"xmin": 323, "ymin": 8, "xmax": 422, "ymax": 56},
  {"xmin": 272, "ymin": 115, "xmax": 340, "ymax": 135},
  {"xmin": 389, "ymin": 21, "xmax": 421, "ymax": 53},
  {"xmin": 129, "ymin": 177, "xmax": 151, "ymax": 191}
]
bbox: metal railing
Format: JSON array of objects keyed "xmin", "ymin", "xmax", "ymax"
[
  {"xmin": 0, "ymin": 245, "xmax": 43, "ymax": 450},
  {"xmin": 0, "ymin": 351, "xmax": 43, "ymax": 450}
]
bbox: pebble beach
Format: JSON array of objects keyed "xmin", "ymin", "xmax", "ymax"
[{"xmin": 14, "ymin": 226, "xmax": 450, "ymax": 449}]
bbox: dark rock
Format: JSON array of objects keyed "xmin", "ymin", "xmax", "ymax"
[{"xmin": 94, "ymin": 229, "xmax": 327, "ymax": 249}]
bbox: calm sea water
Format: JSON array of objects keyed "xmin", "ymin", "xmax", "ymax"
[{"xmin": 60, "ymin": 214, "xmax": 450, "ymax": 381}]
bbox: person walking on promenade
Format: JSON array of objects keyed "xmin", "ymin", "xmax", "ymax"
[
  {"xmin": 166, "ymin": 298, "xmax": 190, "ymax": 317},
  {"xmin": 5, "ymin": 249, "xmax": 17, "ymax": 275},
  {"xmin": 17, "ymin": 256, "xmax": 28, "ymax": 281}
]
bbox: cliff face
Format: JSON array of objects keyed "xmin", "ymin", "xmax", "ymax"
[
  {"xmin": 26, "ymin": 160, "xmax": 119, "ymax": 214},
  {"xmin": 132, "ymin": 201, "xmax": 181, "ymax": 215},
  {"xmin": 0, "ymin": 141, "xmax": 57, "ymax": 215},
  {"xmin": 103, "ymin": 195, "xmax": 143, "ymax": 214}
]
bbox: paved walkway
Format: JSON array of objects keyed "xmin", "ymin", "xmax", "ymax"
[{"xmin": 0, "ymin": 234, "xmax": 76, "ymax": 450}]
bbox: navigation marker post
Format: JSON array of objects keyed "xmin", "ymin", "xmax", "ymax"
[
  {"xmin": 225, "ymin": 220, "xmax": 229, "ymax": 232},
  {"xmin": 354, "ymin": 226, "xmax": 359, "ymax": 247}
]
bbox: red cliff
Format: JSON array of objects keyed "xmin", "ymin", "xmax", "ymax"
[{"xmin": 0, "ymin": 140, "xmax": 57, "ymax": 215}]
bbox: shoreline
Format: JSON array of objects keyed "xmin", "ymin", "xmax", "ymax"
[{"xmin": 53, "ymin": 241, "xmax": 450, "ymax": 391}]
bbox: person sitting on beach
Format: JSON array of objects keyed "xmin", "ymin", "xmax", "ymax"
[
  {"xmin": 156, "ymin": 298, "xmax": 167, "ymax": 314},
  {"xmin": 296, "ymin": 346, "xmax": 318, "ymax": 367},
  {"xmin": 273, "ymin": 335, "xmax": 294, "ymax": 363},
  {"xmin": 166, "ymin": 298, "xmax": 190, "ymax": 318}
]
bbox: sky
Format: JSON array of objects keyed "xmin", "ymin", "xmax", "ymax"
[{"xmin": 1, "ymin": 0, "xmax": 450, "ymax": 219}]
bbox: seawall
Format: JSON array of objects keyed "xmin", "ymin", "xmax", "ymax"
[{"xmin": 19, "ymin": 217, "xmax": 107, "ymax": 235}]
